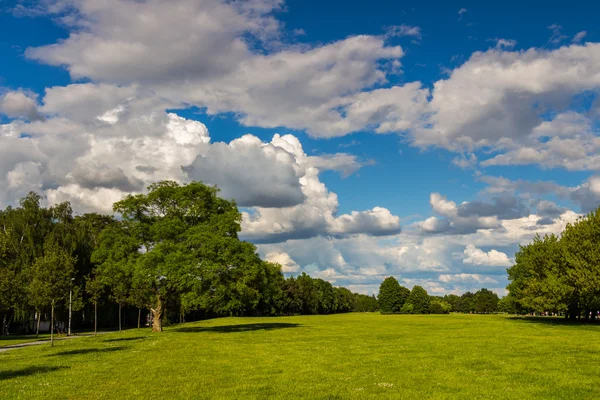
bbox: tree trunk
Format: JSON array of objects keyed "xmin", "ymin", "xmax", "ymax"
[
  {"xmin": 94, "ymin": 302, "xmax": 97, "ymax": 336},
  {"xmin": 51, "ymin": 300, "xmax": 55, "ymax": 347},
  {"xmin": 36, "ymin": 311, "xmax": 41, "ymax": 338},
  {"xmin": 137, "ymin": 308, "xmax": 141, "ymax": 329},
  {"xmin": 151, "ymin": 295, "xmax": 163, "ymax": 332},
  {"xmin": 1, "ymin": 313, "xmax": 6, "ymax": 336},
  {"xmin": 118, "ymin": 303, "xmax": 122, "ymax": 332}
]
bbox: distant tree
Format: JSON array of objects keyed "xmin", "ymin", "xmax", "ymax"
[
  {"xmin": 498, "ymin": 296, "xmax": 517, "ymax": 314},
  {"xmin": 473, "ymin": 288, "xmax": 499, "ymax": 313},
  {"xmin": 407, "ymin": 285, "xmax": 430, "ymax": 314},
  {"xmin": 429, "ymin": 299, "xmax": 451, "ymax": 314},
  {"xmin": 443, "ymin": 294, "xmax": 460, "ymax": 312},
  {"xmin": 378, "ymin": 277, "xmax": 406, "ymax": 313},
  {"xmin": 456, "ymin": 292, "xmax": 475, "ymax": 313},
  {"xmin": 334, "ymin": 287, "xmax": 355, "ymax": 313},
  {"xmin": 353, "ymin": 293, "xmax": 378, "ymax": 312}
]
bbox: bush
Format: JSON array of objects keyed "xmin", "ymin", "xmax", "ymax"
[
  {"xmin": 429, "ymin": 300, "xmax": 451, "ymax": 314},
  {"xmin": 400, "ymin": 302, "xmax": 414, "ymax": 314}
]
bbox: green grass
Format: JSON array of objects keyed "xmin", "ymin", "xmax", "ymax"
[{"xmin": 1, "ymin": 313, "xmax": 599, "ymax": 399}]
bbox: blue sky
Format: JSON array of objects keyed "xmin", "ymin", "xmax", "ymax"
[{"xmin": 1, "ymin": 0, "xmax": 599, "ymax": 295}]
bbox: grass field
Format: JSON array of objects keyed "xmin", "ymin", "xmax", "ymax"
[{"xmin": 1, "ymin": 313, "xmax": 599, "ymax": 399}]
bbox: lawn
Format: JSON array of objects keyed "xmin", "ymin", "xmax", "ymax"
[{"xmin": 1, "ymin": 313, "xmax": 599, "ymax": 399}]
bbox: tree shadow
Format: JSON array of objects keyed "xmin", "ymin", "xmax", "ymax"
[
  {"xmin": 49, "ymin": 346, "xmax": 128, "ymax": 356},
  {"xmin": 103, "ymin": 337, "xmax": 147, "ymax": 343},
  {"xmin": 509, "ymin": 316, "xmax": 600, "ymax": 330},
  {"xmin": 0, "ymin": 366, "xmax": 68, "ymax": 381},
  {"xmin": 174, "ymin": 323, "xmax": 302, "ymax": 333}
]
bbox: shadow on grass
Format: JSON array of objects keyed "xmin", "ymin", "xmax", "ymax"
[
  {"xmin": 103, "ymin": 337, "xmax": 147, "ymax": 343},
  {"xmin": 174, "ymin": 323, "xmax": 301, "ymax": 333},
  {"xmin": 509, "ymin": 316, "xmax": 600, "ymax": 329},
  {"xmin": 50, "ymin": 346, "xmax": 128, "ymax": 356},
  {"xmin": 0, "ymin": 366, "xmax": 68, "ymax": 381}
]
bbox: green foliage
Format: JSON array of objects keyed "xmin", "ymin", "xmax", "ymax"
[
  {"xmin": 429, "ymin": 299, "xmax": 452, "ymax": 314},
  {"xmin": 407, "ymin": 285, "xmax": 430, "ymax": 314},
  {"xmin": 506, "ymin": 207, "xmax": 600, "ymax": 319},
  {"xmin": 377, "ymin": 277, "xmax": 409, "ymax": 313},
  {"xmin": 353, "ymin": 293, "xmax": 379, "ymax": 312},
  {"xmin": 473, "ymin": 289, "xmax": 499, "ymax": 313},
  {"xmin": 399, "ymin": 302, "xmax": 414, "ymax": 314}
]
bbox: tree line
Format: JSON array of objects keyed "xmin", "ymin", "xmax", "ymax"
[
  {"xmin": 0, "ymin": 182, "xmax": 379, "ymax": 337},
  {"xmin": 377, "ymin": 276, "xmax": 500, "ymax": 314},
  {"xmin": 505, "ymin": 207, "xmax": 600, "ymax": 320}
]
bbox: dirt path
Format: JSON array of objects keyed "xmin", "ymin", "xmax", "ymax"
[{"xmin": 0, "ymin": 331, "xmax": 115, "ymax": 353}]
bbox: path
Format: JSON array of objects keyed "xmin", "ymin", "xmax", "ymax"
[{"xmin": 0, "ymin": 331, "xmax": 115, "ymax": 353}]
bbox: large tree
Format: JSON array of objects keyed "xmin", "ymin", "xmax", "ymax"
[{"xmin": 93, "ymin": 181, "xmax": 246, "ymax": 332}]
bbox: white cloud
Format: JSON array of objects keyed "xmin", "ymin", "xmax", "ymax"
[
  {"xmin": 21, "ymin": 0, "xmax": 433, "ymax": 139},
  {"xmin": 439, "ymin": 273, "xmax": 499, "ymax": 284},
  {"xmin": 489, "ymin": 38, "xmax": 517, "ymax": 50},
  {"xmin": 184, "ymin": 134, "xmax": 305, "ymax": 208},
  {"xmin": 307, "ymin": 153, "xmax": 367, "ymax": 178},
  {"xmin": 414, "ymin": 44, "xmax": 600, "ymax": 163},
  {"xmin": 264, "ymin": 251, "xmax": 300, "ymax": 273},
  {"xmin": 0, "ymin": 91, "xmax": 42, "ymax": 121},
  {"xmin": 240, "ymin": 134, "xmax": 401, "ymax": 242},
  {"xmin": 462, "ymin": 244, "xmax": 512, "ymax": 267},
  {"xmin": 385, "ymin": 25, "xmax": 422, "ymax": 40},
  {"xmin": 573, "ymin": 31, "xmax": 587, "ymax": 43}
]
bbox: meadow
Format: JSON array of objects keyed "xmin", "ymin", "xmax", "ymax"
[{"xmin": 1, "ymin": 313, "xmax": 599, "ymax": 399}]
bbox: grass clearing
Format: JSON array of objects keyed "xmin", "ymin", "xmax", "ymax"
[{"xmin": 1, "ymin": 313, "xmax": 598, "ymax": 399}]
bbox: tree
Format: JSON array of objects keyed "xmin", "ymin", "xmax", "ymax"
[
  {"xmin": 406, "ymin": 285, "xmax": 430, "ymax": 314},
  {"xmin": 94, "ymin": 181, "xmax": 246, "ymax": 332},
  {"xmin": 354, "ymin": 294, "xmax": 378, "ymax": 312},
  {"xmin": 86, "ymin": 273, "xmax": 104, "ymax": 335},
  {"xmin": 443, "ymin": 294, "xmax": 460, "ymax": 312},
  {"xmin": 473, "ymin": 289, "xmax": 499, "ymax": 313},
  {"xmin": 456, "ymin": 292, "xmax": 475, "ymax": 313},
  {"xmin": 378, "ymin": 277, "xmax": 408, "ymax": 314},
  {"xmin": 429, "ymin": 299, "xmax": 451, "ymax": 314}
]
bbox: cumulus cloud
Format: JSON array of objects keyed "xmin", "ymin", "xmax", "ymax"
[
  {"xmin": 419, "ymin": 193, "xmax": 503, "ymax": 234},
  {"xmin": 264, "ymin": 251, "xmax": 300, "ymax": 273},
  {"xmin": 21, "ymin": 0, "xmax": 434, "ymax": 139},
  {"xmin": 0, "ymin": 91, "xmax": 43, "ymax": 121},
  {"xmin": 307, "ymin": 153, "xmax": 367, "ymax": 178},
  {"xmin": 184, "ymin": 134, "xmax": 305, "ymax": 208},
  {"xmin": 414, "ymin": 44, "xmax": 600, "ymax": 169},
  {"xmin": 479, "ymin": 174, "xmax": 600, "ymax": 214},
  {"xmin": 462, "ymin": 244, "xmax": 512, "ymax": 267},
  {"xmin": 439, "ymin": 273, "xmax": 499, "ymax": 284},
  {"xmin": 1, "ymin": 83, "xmax": 399, "ymax": 242},
  {"xmin": 240, "ymin": 134, "xmax": 401, "ymax": 243}
]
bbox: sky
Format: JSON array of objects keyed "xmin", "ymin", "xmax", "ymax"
[{"xmin": 1, "ymin": 0, "xmax": 600, "ymax": 296}]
